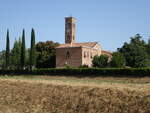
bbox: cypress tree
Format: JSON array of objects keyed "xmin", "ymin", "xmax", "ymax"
[
  {"xmin": 20, "ymin": 29, "xmax": 26, "ymax": 69},
  {"xmin": 30, "ymin": 28, "xmax": 36, "ymax": 70},
  {"xmin": 5, "ymin": 29, "xmax": 10, "ymax": 69}
]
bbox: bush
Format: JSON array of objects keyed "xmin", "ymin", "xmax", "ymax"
[
  {"xmin": 79, "ymin": 65, "xmax": 89, "ymax": 68},
  {"xmin": 0, "ymin": 68, "xmax": 150, "ymax": 77},
  {"xmin": 92, "ymin": 55, "xmax": 109, "ymax": 68},
  {"xmin": 110, "ymin": 52, "xmax": 126, "ymax": 68}
]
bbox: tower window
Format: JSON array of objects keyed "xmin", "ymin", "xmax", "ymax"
[
  {"xmin": 73, "ymin": 36, "xmax": 75, "ymax": 40},
  {"xmin": 66, "ymin": 23, "xmax": 71, "ymax": 30}
]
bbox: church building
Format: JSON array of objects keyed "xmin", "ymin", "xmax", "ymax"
[{"xmin": 56, "ymin": 17, "xmax": 111, "ymax": 68}]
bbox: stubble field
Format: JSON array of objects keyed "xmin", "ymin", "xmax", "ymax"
[{"xmin": 0, "ymin": 75, "xmax": 150, "ymax": 113}]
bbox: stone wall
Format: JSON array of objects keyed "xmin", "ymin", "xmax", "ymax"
[
  {"xmin": 81, "ymin": 46, "xmax": 101, "ymax": 67},
  {"xmin": 56, "ymin": 47, "xmax": 82, "ymax": 68}
]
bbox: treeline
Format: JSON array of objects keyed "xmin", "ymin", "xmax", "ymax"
[
  {"xmin": 0, "ymin": 32, "xmax": 150, "ymax": 70},
  {"xmin": 92, "ymin": 34, "xmax": 150, "ymax": 68},
  {"xmin": 0, "ymin": 29, "xmax": 59, "ymax": 70},
  {"xmin": 2, "ymin": 29, "xmax": 36, "ymax": 70}
]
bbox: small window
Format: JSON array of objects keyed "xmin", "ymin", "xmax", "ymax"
[
  {"xmin": 84, "ymin": 51, "xmax": 86, "ymax": 58},
  {"xmin": 66, "ymin": 51, "xmax": 70, "ymax": 58}
]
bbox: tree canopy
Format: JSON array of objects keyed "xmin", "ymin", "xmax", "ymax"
[
  {"xmin": 110, "ymin": 52, "xmax": 126, "ymax": 68},
  {"xmin": 118, "ymin": 34, "xmax": 150, "ymax": 67},
  {"xmin": 36, "ymin": 41, "xmax": 59, "ymax": 68},
  {"xmin": 92, "ymin": 55, "xmax": 109, "ymax": 68},
  {"xmin": 11, "ymin": 38, "xmax": 22, "ymax": 69}
]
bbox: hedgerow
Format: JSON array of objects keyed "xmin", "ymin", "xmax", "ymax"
[{"xmin": 0, "ymin": 68, "xmax": 150, "ymax": 77}]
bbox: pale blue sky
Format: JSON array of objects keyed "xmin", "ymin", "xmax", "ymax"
[{"xmin": 0, "ymin": 0, "xmax": 150, "ymax": 51}]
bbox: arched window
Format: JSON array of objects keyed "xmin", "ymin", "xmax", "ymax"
[{"xmin": 66, "ymin": 51, "xmax": 70, "ymax": 58}]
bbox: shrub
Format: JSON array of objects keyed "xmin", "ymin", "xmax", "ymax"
[
  {"xmin": 92, "ymin": 55, "xmax": 109, "ymax": 68},
  {"xmin": 79, "ymin": 65, "xmax": 89, "ymax": 68},
  {"xmin": 110, "ymin": 52, "xmax": 126, "ymax": 68},
  {"xmin": 0, "ymin": 68, "xmax": 150, "ymax": 77}
]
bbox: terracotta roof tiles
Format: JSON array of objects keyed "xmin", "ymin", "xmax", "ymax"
[
  {"xmin": 56, "ymin": 42, "xmax": 98, "ymax": 48},
  {"xmin": 101, "ymin": 50, "xmax": 112, "ymax": 55}
]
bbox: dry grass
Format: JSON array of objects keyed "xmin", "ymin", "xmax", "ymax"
[{"xmin": 0, "ymin": 76, "xmax": 150, "ymax": 113}]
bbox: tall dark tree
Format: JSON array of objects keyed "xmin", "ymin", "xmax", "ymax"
[
  {"xmin": 30, "ymin": 28, "xmax": 36, "ymax": 70},
  {"xmin": 20, "ymin": 29, "xmax": 26, "ymax": 69},
  {"xmin": 5, "ymin": 30, "xmax": 10, "ymax": 69}
]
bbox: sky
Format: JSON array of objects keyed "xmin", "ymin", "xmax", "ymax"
[{"xmin": 0, "ymin": 0, "xmax": 150, "ymax": 51}]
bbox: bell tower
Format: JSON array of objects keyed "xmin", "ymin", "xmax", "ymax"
[{"xmin": 65, "ymin": 17, "xmax": 76, "ymax": 43}]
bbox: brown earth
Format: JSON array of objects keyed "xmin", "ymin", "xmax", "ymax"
[{"xmin": 0, "ymin": 76, "xmax": 150, "ymax": 113}]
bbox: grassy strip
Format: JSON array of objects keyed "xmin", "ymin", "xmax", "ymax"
[{"xmin": 0, "ymin": 75, "xmax": 150, "ymax": 85}]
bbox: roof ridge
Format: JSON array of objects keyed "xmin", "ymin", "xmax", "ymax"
[
  {"xmin": 74, "ymin": 42, "xmax": 97, "ymax": 44},
  {"xmin": 57, "ymin": 42, "xmax": 99, "ymax": 48}
]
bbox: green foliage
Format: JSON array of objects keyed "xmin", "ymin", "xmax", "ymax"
[
  {"xmin": 30, "ymin": 28, "xmax": 36, "ymax": 70},
  {"xmin": 118, "ymin": 34, "xmax": 150, "ymax": 68},
  {"xmin": 51, "ymin": 110, "xmax": 57, "ymax": 113},
  {"xmin": 79, "ymin": 64, "xmax": 89, "ymax": 68},
  {"xmin": 36, "ymin": 41, "xmax": 59, "ymax": 68},
  {"xmin": 1, "ymin": 68, "xmax": 150, "ymax": 77},
  {"xmin": 0, "ymin": 50, "xmax": 6, "ymax": 69},
  {"xmin": 92, "ymin": 55, "xmax": 109, "ymax": 68},
  {"xmin": 10, "ymin": 38, "xmax": 22, "ymax": 69},
  {"xmin": 110, "ymin": 52, "xmax": 126, "ymax": 68},
  {"xmin": 145, "ymin": 40, "xmax": 150, "ymax": 59},
  {"xmin": 5, "ymin": 30, "xmax": 10, "ymax": 69},
  {"xmin": 20, "ymin": 29, "xmax": 26, "ymax": 69}
]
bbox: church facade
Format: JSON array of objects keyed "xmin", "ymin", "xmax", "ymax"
[{"xmin": 56, "ymin": 17, "xmax": 111, "ymax": 68}]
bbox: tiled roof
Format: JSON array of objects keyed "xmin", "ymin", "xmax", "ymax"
[
  {"xmin": 56, "ymin": 42, "xmax": 98, "ymax": 48},
  {"xmin": 101, "ymin": 50, "xmax": 112, "ymax": 55}
]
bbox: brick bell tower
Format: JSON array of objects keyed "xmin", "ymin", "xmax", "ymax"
[{"xmin": 65, "ymin": 17, "xmax": 76, "ymax": 44}]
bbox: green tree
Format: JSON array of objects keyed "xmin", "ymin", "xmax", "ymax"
[
  {"xmin": 0, "ymin": 50, "xmax": 6, "ymax": 69},
  {"xmin": 92, "ymin": 55, "xmax": 109, "ymax": 68},
  {"xmin": 11, "ymin": 38, "xmax": 22, "ymax": 69},
  {"xmin": 30, "ymin": 28, "xmax": 36, "ymax": 70},
  {"xmin": 118, "ymin": 34, "xmax": 150, "ymax": 67},
  {"xmin": 5, "ymin": 30, "xmax": 10, "ymax": 69},
  {"xmin": 36, "ymin": 41, "xmax": 59, "ymax": 68},
  {"xmin": 20, "ymin": 29, "xmax": 26, "ymax": 69},
  {"xmin": 110, "ymin": 52, "xmax": 126, "ymax": 68},
  {"xmin": 145, "ymin": 38, "xmax": 150, "ymax": 59}
]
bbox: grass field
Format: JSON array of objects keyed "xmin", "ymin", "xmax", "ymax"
[{"xmin": 0, "ymin": 75, "xmax": 150, "ymax": 113}]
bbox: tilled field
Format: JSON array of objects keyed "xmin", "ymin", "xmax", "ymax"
[{"xmin": 0, "ymin": 76, "xmax": 150, "ymax": 113}]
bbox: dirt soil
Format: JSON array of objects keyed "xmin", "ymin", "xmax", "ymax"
[{"xmin": 0, "ymin": 76, "xmax": 150, "ymax": 113}]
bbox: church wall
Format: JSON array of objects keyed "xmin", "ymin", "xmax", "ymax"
[
  {"xmin": 56, "ymin": 47, "xmax": 82, "ymax": 68},
  {"xmin": 81, "ymin": 47, "xmax": 101, "ymax": 67},
  {"xmin": 93, "ymin": 44, "xmax": 102, "ymax": 55}
]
